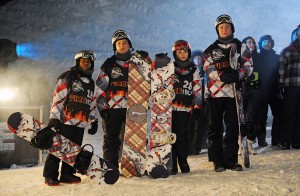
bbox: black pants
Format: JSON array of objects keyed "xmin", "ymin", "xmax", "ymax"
[
  {"xmin": 172, "ymin": 111, "xmax": 190, "ymax": 170},
  {"xmin": 255, "ymin": 94, "xmax": 283, "ymax": 145},
  {"xmin": 43, "ymin": 125, "xmax": 83, "ymax": 179},
  {"xmin": 102, "ymin": 108, "xmax": 126, "ymax": 167},
  {"xmin": 280, "ymin": 87, "xmax": 300, "ymax": 145},
  {"xmin": 188, "ymin": 108, "xmax": 208, "ymax": 154},
  {"xmin": 43, "ymin": 153, "xmax": 75, "ymax": 179},
  {"xmin": 207, "ymin": 97, "xmax": 239, "ymax": 168}
]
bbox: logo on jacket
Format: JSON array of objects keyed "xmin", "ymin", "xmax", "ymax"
[
  {"xmin": 212, "ymin": 49, "xmax": 225, "ymax": 60},
  {"xmin": 111, "ymin": 67, "xmax": 123, "ymax": 78},
  {"xmin": 72, "ymin": 80, "xmax": 84, "ymax": 92}
]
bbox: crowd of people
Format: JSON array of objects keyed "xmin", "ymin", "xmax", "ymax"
[{"xmin": 41, "ymin": 14, "xmax": 300, "ymax": 186}]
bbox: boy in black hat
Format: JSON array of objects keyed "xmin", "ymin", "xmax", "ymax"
[{"xmin": 203, "ymin": 14, "xmax": 253, "ymax": 172}]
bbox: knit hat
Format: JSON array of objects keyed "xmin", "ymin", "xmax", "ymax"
[
  {"xmin": 258, "ymin": 35, "xmax": 274, "ymax": 50},
  {"xmin": 215, "ymin": 14, "xmax": 235, "ymax": 36},
  {"xmin": 172, "ymin": 40, "xmax": 191, "ymax": 59},
  {"xmin": 291, "ymin": 24, "xmax": 300, "ymax": 42}
]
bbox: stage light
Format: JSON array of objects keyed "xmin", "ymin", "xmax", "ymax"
[{"xmin": 0, "ymin": 88, "xmax": 17, "ymax": 101}]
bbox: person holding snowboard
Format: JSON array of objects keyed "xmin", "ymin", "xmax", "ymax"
[
  {"xmin": 96, "ymin": 30, "xmax": 150, "ymax": 169},
  {"xmin": 44, "ymin": 50, "xmax": 100, "ymax": 186},
  {"xmin": 171, "ymin": 40, "xmax": 202, "ymax": 174},
  {"xmin": 203, "ymin": 14, "xmax": 253, "ymax": 172}
]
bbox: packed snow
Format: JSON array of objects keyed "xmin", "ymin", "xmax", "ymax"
[{"xmin": 1, "ymin": 0, "xmax": 300, "ymax": 195}]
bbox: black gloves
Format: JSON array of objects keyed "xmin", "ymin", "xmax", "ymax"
[
  {"xmin": 100, "ymin": 110, "xmax": 110, "ymax": 121},
  {"xmin": 88, "ymin": 120, "xmax": 98, "ymax": 135},
  {"xmin": 220, "ymin": 68, "xmax": 239, "ymax": 84},
  {"xmin": 278, "ymin": 85, "xmax": 285, "ymax": 99},
  {"xmin": 136, "ymin": 50, "xmax": 149, "ymax": 59},
  {"xmin": 48, "ymin": 118, "xmax": 62, "ymax": 132}
]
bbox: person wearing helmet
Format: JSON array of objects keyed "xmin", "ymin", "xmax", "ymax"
[
  {"xmin": 277, "ymin": 25, "xmax": 300, "ymax": 150},
  {"xmin": 203, "ymin": 14, "xmax": 253, "ymax": 172},
  {"xmin": 96, "ymin": 30, "xmax": 138, "ymax": 168},
  {"xmin": 171, "ymin": 40, "xmax": 202, "ymax": 174},
  {"xmin": 43, "ymin": 50, "xmax": 100, "ymax": 186}
]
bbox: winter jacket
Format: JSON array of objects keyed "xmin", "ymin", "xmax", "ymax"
[
  {"xmin": 203, "ymin": 39, "xmax": 253, "ymax": 98},
  {"xmin": 257, "ymin": 48, "xmax": 280, "ymax": 98},
  {"xmin": 96, "ymin": 56, "xmax": 129, "ymax": 111},
  {"xmin": 279, "ymin": 40, "xmax": 300, "ymax": 87},
  {"xmin": 50, "ymin": 66, "xmax": 101, "ymax": 128},
  {"xmin": 172, "ymin": 62, "xmax": 202, "ymax": 112}
]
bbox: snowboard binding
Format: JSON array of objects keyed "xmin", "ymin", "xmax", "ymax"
[
  {"xmin": 30, "ymin": 126, "xmax": 56, "ymax": 150},
  {"xmin": 74, "ymin": 144, "xmax": 94, "ymax": 175}
]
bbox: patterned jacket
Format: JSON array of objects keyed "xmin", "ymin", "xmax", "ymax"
[
  {"xmin": 96, "ymin": 56, "xmax": 129, "ymax": 111},
  {"xmin": 203, "ymin": 39, "xmax": 253, "ymax": 98},
  {"xmin": 172, "ymin": 63, "xmax": 202, "ymax": 112},
  {"xmin": 279, "ymin": 40, "xmax": 300, "ymax": 87},
  {"xmin": 50, "ymin": 68, "xmax": 101, "ymax": 128}
]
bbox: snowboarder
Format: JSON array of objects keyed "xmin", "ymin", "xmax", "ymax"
[
  {"xmin": 44, "ymin": 50, "xmax": 99, "ymax": 186},
  {"xmin": 203, "ymin": 14, "xmax": 253, "ymax": 172},
  {"xmin": 171, "ymin": 40, "xmax": 202, "ymax": 174}
]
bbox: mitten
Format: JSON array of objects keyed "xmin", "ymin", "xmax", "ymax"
[{"xmin": 88, "ymin": 120, "xmax": 98, "ymax": 135}]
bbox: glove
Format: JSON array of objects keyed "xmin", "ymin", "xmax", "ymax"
[
  {"xmin": 30, "ymin": 126, "xmax": 56, "ymax": 149},
  {"xmin": 100, "ymin": 110, "xmax": 110, "ymax": 121},
  {"xmin": 278, "ymin": 85, "xmax": 285, "ymax": 99},
  {"xmin": 220, "ymin": 68, "xmax": 239, "ymax": 84},
  {"xmin": 88, "ymin": 120, "xmax": 98, "ymax": 135},
  {"xmin": 48, "ymin": 118, "xmax": 62, "ymax": 132},
  {"xmin": 136, "ymin": 50, "xmax": 149, "ymax": 59}
]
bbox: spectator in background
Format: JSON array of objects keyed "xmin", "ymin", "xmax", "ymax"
[
  {"xmin": 256, "ymin": 35, "xmax": 283, "ymax": 147},
  {"xmin": 277, "ymin": 25, "xmax": 300, "ymax": 150},
  {"xmin": 188, "ymin": 50, "xmax": 208, "ymax": 155}
]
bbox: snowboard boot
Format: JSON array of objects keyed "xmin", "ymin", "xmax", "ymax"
[
  {"xmin": 213, "ymin": 163, "xmax": 225, "ymax": 172},
  {"xmin": 60, "ymin": 174, "xmax": 81, "ymax": 184},
  {"xmin": 247, "ymin": 139, "xmax": 257, "ymax": 155},
  {"xmin": 277, "ymin": 142, "xmax": 290, "ymax": 150},
  {"xmin": 45, "ymin": 177, "xmax": 60, "ymax": 186},
  {"xmin": 178, "ymin": 159, "xmax": 190, "ymax": 173},
  {"xmin": 227, "ymin": 163, "xmax": 243, "ymax": 171}
]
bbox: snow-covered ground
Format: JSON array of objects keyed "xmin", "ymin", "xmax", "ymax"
[
  {"xmin": 1, "ymin": 1, "xmax": 300, "ymax": 195},
  {"xmin": 1, "ymin": 147, "xmax": 300, "ymax": 196}
]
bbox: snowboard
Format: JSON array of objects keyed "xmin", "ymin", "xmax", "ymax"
[
  {"xmin": 120, "ymin": 51, "xmax": 151, "ymax": 178},
  {"xmin": 7, "ymin": 112, "xmax": 120, "ymax": 185},
  {"xmin": 234, "ymin": 83, "xmax": 250, "ymax": 168},
  {"xmin": 147, "ymin": 53, "xmax": 176, "ymax": 178}
]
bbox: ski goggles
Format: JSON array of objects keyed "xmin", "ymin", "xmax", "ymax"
[
  {"xmin": 216, "ymin": 15, "xmax": 233, "ymax": 25},
  {"xmin": 173, "ymin": 41, "xmax": 190, "ymax": 51},
  {"xmin": 75, "ymin": 50, "xmax": 95, "ymax": 61},
  {"xmin": 112, "ymin": 30, "xmax": 130, "ymax": 44}
]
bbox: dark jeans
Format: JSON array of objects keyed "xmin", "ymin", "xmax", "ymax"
[
  {"xmin": 280, "ymin": 87, "xmax": 300, "ymax": 145},
  {"xmin": 102, "ymin": 108, "xmax": 126, "ymax": 167},
  {"xmin": 207, "ymin": 97, "xmax": 239, "ymax": 168},
  {"xmin": 188, "ymin": 109, "xmax": 208, "ymax": 154},
  {"xmin": 255, "ymin": 94, "xmax": 283, "ymax": 145},
  {"xmin": 43, "ymin": 153, "xmax": 75, "ymax": 179},
  {"xmin": 172, "ymin": 111, "xmax": 190, "ymax": 170}
]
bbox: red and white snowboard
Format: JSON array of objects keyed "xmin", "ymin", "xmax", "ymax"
[
  {"xmin": 7, "ymin": 112, "xmax": 119, "ymax": 185},
  {"xmin": 147, "ymin": 53, "xmax": 176, "ymax": 178}
]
